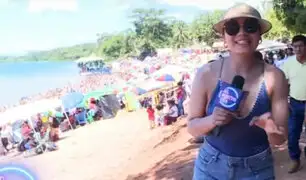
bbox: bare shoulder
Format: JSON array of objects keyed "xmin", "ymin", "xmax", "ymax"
[
  {"xmin": 196, "ymin": 60, "xmax": 222, "ymax": 80},
  {"xmin": 264, "ymin": 64, "xmax": 288, "ymax": 94},
  {"xmin": 191, "ymin": 60, "xmax": 220, "ymax": 98},
  {"xmin": 194, "ymin": 62, "xmax": 213, "ymax": 84}
]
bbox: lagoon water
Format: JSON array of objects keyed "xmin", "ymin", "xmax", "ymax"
[{"xmin": 0, "ymin": 61, "xmax": 80, "ymax": 106}]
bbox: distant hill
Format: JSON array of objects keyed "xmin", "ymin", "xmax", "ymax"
[{"xmin": 0, "ymin": 43, "xmax": 97, "ymax": 62}]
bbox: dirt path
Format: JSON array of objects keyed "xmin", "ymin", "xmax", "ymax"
[
  {"xmin": 1, "ymin": 110, "xmax": 180, "ymax": 180},
  {"xmin": 1, "ymin": 111, "xmax": 306, "ymax": 180},
  {"xmin": 126, "ymin": 119, "xmax": 306, "ymax": 180}
]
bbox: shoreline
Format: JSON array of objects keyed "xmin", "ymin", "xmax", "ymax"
[{"xmin": 0, "ymin": 74, "xmax": 119, "ymax": 113}]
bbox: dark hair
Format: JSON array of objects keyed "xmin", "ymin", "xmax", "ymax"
[
  {"xmin": 156, "ymin": 104, "xmax": 164, "ymax": 110},
  {"xmin": 177, "ymin": 81, "xmax": 183, "ymax": 86},
  {"xmin": 292, "ymin": 35, "xmax": 306, "ymax": 45},
  {"xmin": 279, "ymin": 50, "xmax": 286, "ymax": 59},
  {"xmin": 167, "ymin": 99, "xmax": 175, "ymax": 105},
  {"xmin": 254, "ymin": 51, "xmax": 263, "ymax": 60}
]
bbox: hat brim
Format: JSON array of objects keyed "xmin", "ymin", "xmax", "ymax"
[{"xmin": 213, "ymin": 15, "xmax": 272, "ymax": 36}]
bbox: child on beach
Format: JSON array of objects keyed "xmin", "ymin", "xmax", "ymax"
[
  {"xmin": 155, "ymin": 104, "xmax": 165, "ymax": 126},
  {"xmin": 146, "ymin": 105, "xmax": 155, "ymax": 129}
]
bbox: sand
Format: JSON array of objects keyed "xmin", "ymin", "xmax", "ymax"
[{"xmin": 1, "ymin": 110, "xmax": 306, "ymax": 180}]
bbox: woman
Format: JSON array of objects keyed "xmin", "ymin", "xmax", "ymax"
[
  {"xmin": 146, "ymin": 104, "xmax": 155, "ymax": 129},
  {"xmin": 176, "ymin": 82, "xmax": 186, "ymax": 116},
  {"xmin": 164, "ymin": 100, "xmax": 179, "ymax": 125},
  {"xmin": 50, "ymin": 116, "xmax": 60, "ymax": 142},
  {"xmin": 188, "ymin": 4, "xmax": 288, "ymax": 179}
]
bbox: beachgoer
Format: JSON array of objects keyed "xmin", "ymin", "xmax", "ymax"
[
  {"xmin": 176, "ymin": 81, "xmax": 186, "ymax": 116},
  {"xmin": 188, "ymin": 4, "xmax": 288, "ymax": 179},
  {"xmin": 21, "ymin": 121, "xmax": 32, "ymax": 140},
  {"xmin": 280, "ymin": 35, "xmax": 306, "ymax": 173},
  {"xmin": 146, "ymin": 105, "xmax": 155, "ymax": 129},
  {"xmin": 50, "ymin": 117, "xmax": 60, "ymax": 142},
  {"xmin": 155, "ymin": 104, "xmax": 165, "ymax": 126},
  {"xmin": 0, "ymin": 125, "xmax": 11, "ymax": 152},
  {"xmin": 164, "ymin": 100, "xmax": 179, "ymax": 125}
]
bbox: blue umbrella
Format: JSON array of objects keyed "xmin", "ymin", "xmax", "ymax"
[
  {"xmin": 156, "ymin": 74, "xmax": 175, "ymax": 82},
  {"xmin": 133, "ymin": 87, "xmax": 147, "ymax": 95},
  {"xmin": 61, "ymin": 92, "xmax": 84, "ymax": 110}
]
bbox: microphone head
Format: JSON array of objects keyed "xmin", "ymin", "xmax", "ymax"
[{"xmin": 231, "ymin": 75, "xmax": 245, "ymax": 89}]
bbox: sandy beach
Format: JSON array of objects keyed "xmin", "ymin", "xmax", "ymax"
[
  {"xmin": 0, "ymin": 110, "xmax": 184, "ymax": 180},
  {"xmin": 1, "ymin": 108, "xmax": 306, "ymax": 180}
]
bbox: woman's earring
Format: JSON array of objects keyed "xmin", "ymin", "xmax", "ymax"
[{"xmin": 259, "ymin": 39, "xmax": 262, "ymax": 44}]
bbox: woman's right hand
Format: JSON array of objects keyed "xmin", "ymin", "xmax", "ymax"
[{"xmin": 211, "ymin": 107, "xmax": 236, "ymax": 126}]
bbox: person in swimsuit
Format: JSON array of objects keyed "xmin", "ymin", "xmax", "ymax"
[{"xmin": 188, "ymin": 4, "xmax": 288, "ymax": 180}]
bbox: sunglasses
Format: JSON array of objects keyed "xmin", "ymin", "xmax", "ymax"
[{"xmin": 224, "ymin": 18, "xmax": 260, "ymax": 36}]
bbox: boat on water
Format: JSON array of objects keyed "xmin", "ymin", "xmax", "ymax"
[{"xmin": 75, "ymin": 55, "xmax": 111, "ymax": 75}]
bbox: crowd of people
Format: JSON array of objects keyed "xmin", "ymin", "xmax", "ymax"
[{"xmin": 144, "ymin": 80, "xmax": 190, "ymax": 129}]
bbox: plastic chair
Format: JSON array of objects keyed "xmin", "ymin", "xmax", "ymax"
[
  {"xmin": 75, "ymin": 111, "xmax": 87, "ymax": 126},
  {"xmin": 86, "ymin": 110, "xmax": 95, "ymax": 123}
]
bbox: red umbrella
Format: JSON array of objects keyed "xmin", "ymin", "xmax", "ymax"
[{"xmin": 156, "ymin": 74, "xmax": 175, "ymax": 81}]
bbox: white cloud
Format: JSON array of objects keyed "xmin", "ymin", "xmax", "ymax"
[
  {"xmin": 158, "ymin": 0, "xmax": 264, "ymax": 10},
  {"xmin": 28, "ymin": 0, "xmax": 78, "ymax": 13}
]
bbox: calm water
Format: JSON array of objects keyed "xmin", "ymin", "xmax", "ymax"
[{"xmin": 0, "ymin": 61, "xmax": 80, "ymax": 106}]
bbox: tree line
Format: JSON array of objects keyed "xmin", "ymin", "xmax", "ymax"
[{"xmin": 1, "ymin": 0, "xmax": 304, "ymax": 62}]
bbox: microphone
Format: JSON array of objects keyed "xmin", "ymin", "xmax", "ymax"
[
  {"xmin": 231, "ymin": 75, "xmax": 245, "ymax": 91},
  {"xmin": 213, "ymin": 75, "xmax": 245, "ymax": 136}
]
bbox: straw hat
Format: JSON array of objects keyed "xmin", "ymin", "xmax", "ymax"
[{"xmin": 213, "ymin": 3, "xmax": 272, "ymax": 35}]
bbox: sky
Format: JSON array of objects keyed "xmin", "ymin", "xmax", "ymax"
[{"xmin": 0, "ymin": 0, "xmax": 265, "ymax": 55}]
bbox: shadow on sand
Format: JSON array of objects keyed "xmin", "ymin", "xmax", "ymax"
[{"xmin": 126, "ymin": 144, "xmax": 200, "ymax": 180}]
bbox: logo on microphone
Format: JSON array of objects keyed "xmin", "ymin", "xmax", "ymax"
[{"xmin": 218, "ymin": 86, "xmax": 239, "ymax": 108}]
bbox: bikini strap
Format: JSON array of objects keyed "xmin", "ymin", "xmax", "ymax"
[
  {"xmin": 261, "ymin": 58, "xmax": 266, "ymax": 82},
  {"xmin": 218, "ymin": 56, "xmax": 225, "ymax": 79}
]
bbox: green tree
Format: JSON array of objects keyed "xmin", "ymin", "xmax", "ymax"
[
  {"xmin": 272, "ymin": 0, "xmax": 306, "ymax": 33},
  {"xmin": 190, "ymin": 10, "xmax": 224, "ymax": 46},
  {"xmin": 169, "ymin": 20, "xmax": 191, "ymax": 49},
  {"xmin": 130, "ymin": 8, "xmax": 172, "ymax": 52},
  {"xmin": 264, "ymin": 9, "xmax": 293, "ymax": 39}
]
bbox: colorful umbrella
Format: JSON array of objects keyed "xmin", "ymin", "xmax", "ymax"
[
  {"xmin": 83, "ymin": 88, "xmax": 114, "ymax": 100},
  {"xmin": 132, "ymin": 87, "xmax": 147, "ymax": 95},
  {"xmin": 156, "ymin": 74, "xmax": 175, "ymax": 82},
  {"xmin": 61, "ymin": 92, "xmax": 84, "ymax": 110}
]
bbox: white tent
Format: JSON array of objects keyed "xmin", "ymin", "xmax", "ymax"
[
  {"xmin": 257, "ymin": 40, "xmax": 287, "ymax": 51},
  {"xmin": 0, "ymin": 99, "xmax": 62, "ymax": 125},
  {"xmin": 75, "ymin": 55, "xmax": 104, "ymax": 63},
  {"xmin": 152, "ymin": 65, "xmax": 189, "ymax": 76},
  {"xmin": 137, "ymin": 79, "xmax": 170, "ymax": 91}
]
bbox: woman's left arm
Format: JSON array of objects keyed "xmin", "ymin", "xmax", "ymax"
[{"xmin": 268, "ymin": 68, "xmax": 289, "ymax": 145}]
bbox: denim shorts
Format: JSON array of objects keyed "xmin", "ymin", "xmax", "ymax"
[{"xmin": 193, "ymin": 141, "xmax": 275, "ymax": 180}]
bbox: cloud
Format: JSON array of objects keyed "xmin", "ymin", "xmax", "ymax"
[
  {"xmin": 28, "ymin": 0, "xmax": 78, "ymax": 13},
  {"xmin": 158, "ymin": 0, "xmax": 264, "ymax": 10}
]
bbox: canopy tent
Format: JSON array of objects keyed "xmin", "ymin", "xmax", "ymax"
[
  {"xmin": 257, "ymin": 40, "xmax": 287, "ymax": 51},
  {"xmin": 152, "ymin": 65, "xmax": 189, "ymax": 76},
  {"xmin": 96, "ymin": 94, "xmax": 121, "ymax": 119},
  {"xmin": 75, "ymin": 55, "xmax": 104, "ymax": 63},
  {"xmin": 136, "ymin": 79, "xmax": 170, "ymax": 92},
  {"xmin": 212, "ymin": 41, "xmax": 224, "ymax": 48},
  {"xmin": 0, "ymin": 99, "xmax": 62, "ymax": 125}
]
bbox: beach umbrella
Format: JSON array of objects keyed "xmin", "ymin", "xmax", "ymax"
[
  {"xmin": 155, "ymin": 74, "xmax": 175, "ymax": 82},
  {"xmin": 61, "ymin": 92, "xmax": 84, "ymax": 110},
  {"xmin": 81, "ymin": 87, "xmax": 116, "ymax": 106},
  {"xmin": 84, "ymin": 86, "xmax": 115, "ymax": 99},
  {"xmin": 132, "ymin": 87, "xmax": 147, "ymax": 95}
]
